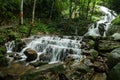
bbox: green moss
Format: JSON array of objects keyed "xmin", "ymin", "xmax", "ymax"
[{"xmin": 112, "ymin": 14, "xmax": 120, "ymax": 25}]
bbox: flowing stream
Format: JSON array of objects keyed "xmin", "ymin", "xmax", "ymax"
[
  {"xmin": 85, "ymin": 6, "xmax": 117, "ymax": 37},
  {"xmin": 5, "ymin": 36, "xmax": 83, "ymax": 63},
  {"xmin": 5, "ymin": 6, "xmax": 117, "ymax": 64}
]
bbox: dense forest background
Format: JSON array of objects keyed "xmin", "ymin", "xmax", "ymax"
[{"xmin": 0, "ymin": 0, "xmax": 120, "ymax": 35}]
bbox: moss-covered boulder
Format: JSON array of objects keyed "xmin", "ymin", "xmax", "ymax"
[
  {"xmin": 107, "ymin": 47, "xmax": 120, "ymax": 69},
  {"xmin": 106, "ymin": 25, "xmax": 120, "ymax": 36},
  {"xmin": 21, "ymin": 62, "xmax": 65, "ymax": 80},
  {"xmin": 98, "ymin": 40, "xmax": 120, "ymax": 52},
  {"xmin": 107, "ymin": 63, "xmax": 120, "ymax": 80},
  {"xmin": 89, "ymin": 49, "xmax": 99, "ymax": 59},
  {"xmin": 112, "ymin": 33, "xmax": 120, "ymax": 40}
]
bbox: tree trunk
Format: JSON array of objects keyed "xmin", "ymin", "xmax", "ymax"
[
  {"xmin": 90, "ymin": 0, "xmax": 96, "ymax": 20},
  {"xmin": 49, "ymin": 0, "xmax": 55, "ymax": 21},
  {"xmin": 86, "ymin": 0, "xmax": 91, "ymax": 19},
  {"xmin": 20, "ymin": 0, "xmax": 23, "ymax": 25},
  {"xmin": 27, "ymin": 0, "xmax": 37, "ymax": 37},
  {"xmin": 69, "ymin": 0, "xmax": 72, "ymax": 20}
]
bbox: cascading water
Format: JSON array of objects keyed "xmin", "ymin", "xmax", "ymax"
[
  {"xmin": 5, "ymin": 41, "xmax": 15, "ymax": 53},
  {"xmin": 85, "ymin": 6, "xmax": 117, "ymax": 37},
  {"xmin": 5, "ymin": 36, "xmax": 83, "ymax": 63},
  {"xmin": 5, "ymin": 5, "xmax": 117, "ymax": 64}
]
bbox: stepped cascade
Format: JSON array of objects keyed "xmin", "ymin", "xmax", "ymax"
[
  {"xmin": 5, "ymin": 36, "xmax": 83, "ymax": 63},
  {"xmin": 86, "ymin": 6, "xmax": 117, "ymax": 37},
  {"xmin": 5, "ymin": 6, "xmax": 117, "ymax": 64}
]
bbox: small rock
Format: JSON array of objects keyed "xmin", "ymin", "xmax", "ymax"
[
  {"xmin": 91, "ymin": 73, "xmax": 107, "ymax": 80},
  {"xmin": 93, "ymin": 61, "xmax": 108, "ymax": 73}
]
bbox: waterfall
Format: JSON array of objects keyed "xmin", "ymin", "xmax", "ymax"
[
  {"xmin": 5, "ymin": 5, "xmax": 117, "ymax": 64},
  {"xmin": 5, "ymin": 41, "xmax": 15, "ymax": 53},
  {"xmin": 85, "ymin": 6, "xmax": 117, "ymax": 37},
  {"xmin": 5, "ymin": 36, "xmax": 83, "ymax": 63}
]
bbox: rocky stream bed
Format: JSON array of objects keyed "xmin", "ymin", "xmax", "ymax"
[{"xmin": 0, "ymin": 34, "xmax": 120, "ymax": 80}]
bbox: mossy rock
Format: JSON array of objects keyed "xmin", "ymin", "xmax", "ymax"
[
  {"xmin": 107, "ymin": 63, "xmax": 120, "ymax": 80},
  {"xmin": 87, "ymin": 40, "xmax": 95, "ymax": 48},
  {"xmin": 106, "ymin": 25, "xmax": 120, "ymax": 36},
  {"xmin": 107, "ymin": 47, "xmax": 120, "ymax": 69},
  {"xmin": 98, "ymin": 40, "xmax": 120, "ymax": 52},
  {"xmin": 89, "ymin": 49, "xmax": 99, "ymax": 58}
]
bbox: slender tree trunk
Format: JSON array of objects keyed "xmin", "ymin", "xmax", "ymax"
[
  {"xmin": 27, "ymin": 0, "xmax": 37, "ymax": 37},
  {"xmin": 90, "ymin": 0, "xmax": 96, "ymax": 20},
  {"xmin": 86, "ymin": 0, "xmax": 91, "ymax": 19},
  {"xmin": 69, "ymin": 0, "xmax": 72, "ymax": 20},
  {"xmin": 49, "ymin": 0, "xmax": 55, "ymax": 21},
  {"xmin": 81, "ymin": 0, "xmax": 86, "ymax": 17},
  {"xmin": 20, "ymin": 0, "xmax": 23, "ymax": 25}
]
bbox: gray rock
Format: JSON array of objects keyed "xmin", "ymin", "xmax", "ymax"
[
  {"xmin": 112, "ymin": 33, "xmax": 120, "ymax": 40},
  {"xmin": 107, "ymin": 63, "xmax": 120, "ymax": 80},
  {"xmin": 21, "ymin": 62, "xmax": 65, "ymax": 80},
  {"xmin": 99, "ymin": 40, "xmax": 120, "ymax": 52},
  {"xmin": 107, "ymin": 47, "xmax": 120, "ymax": 69}
]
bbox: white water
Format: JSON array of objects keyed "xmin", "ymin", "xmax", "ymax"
[
  {"xmin": 6, "ymin": 36, "xmax": 83, "ymax": 63},
  {"xmin": 5, "ymin": 41, "xmax": 15, "ymax": 53},
  {"xmin": 85, "ymin": 6, "xmax": 117, "ymax": 37},
  {"xmin": 5, "ymin": 6, "xmax": 117, "ymax": 64}
]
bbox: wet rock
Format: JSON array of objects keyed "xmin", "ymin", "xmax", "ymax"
[
  {"xmin": 112, "ymin": 33, "xmax": 120, "ymax": 40},
  {"xmin": 30, "ymin": 61, "xmax": 48, "ymax": 67},
  {"xmin": 83, "ymin": 58, "xmax": 93, "ymax": 67},
  {"xmin": 0, "ymin": 71, "xmax": 5, "ymax": 80},
  {"xmin": 87, "ymin": 40, "xmax": 95, "ymax": 48},
  {"xmin": 107, "ymin": 47, "xmax": 120, "ymax": 69},
  {"xmin": 71, "ymin": 62, "xmax": 91, "ymax": 73},
  {"xmin": 98, "ymin": 23, "xmax": 106, "ymax": 36},
  {"xmin": 91, "ymin": 73, "xmax": 107, "ymax": 80},
  {"xmin": 39, "ymin": 53, "xmax": 51, "ymax": 62},
  {"xmin": 82, "ymin": 49, "xmax": 90, "ymax": 55},
  {"xmin": 89, "ymin": 49, "xmax": 99, "ymax": 59},
  {"xmin": 58, "ymin": 73, "xmax": 69, "ymax": 80},
  {"xmin": 106, "ymin": 25, "xmax": 120, "ymax": 36},
  {"xmin": 107, "ymin": 63, "xmax": 120, "ymax": 80},
  {"xmin": 24, "ymin": 48, "xmax": 37, "ymax": 62},
  {"xmin": 98, "ymin": 40, "xmax": 120, "ymax": 52},
  {"xmin": 14, "ymin": 54, "xmax": 22, "ymax": 60},
  {"xmin": 21, "ymin": 63, "xmax": 65, "ymax": 80},
  {"xmin": 93, "ymin": 61, "xmax": 108, "ymax": 73},
  {"xmin": 13, "ymin": 39, "xmax": 26, "ymax": 52}
]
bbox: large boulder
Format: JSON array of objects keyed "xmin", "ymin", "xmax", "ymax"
[
  {"xmin": 107, "ymin": 47, "xmax": 120, "ymax": 69},
  {"xmin": 112, "ymin": 33, "xmax": 120, "ymax": 40},
  {"xmin": 98, "ymin": 40, "xmax": 120, "ymax": 52},
  {"xmin": 107, "ymin": 63, "xmax": 120, "ymax": 80},
  {"xmin": 24, "ymin": 48, "xmax": 37, "ymax": 62},
  {"xmin": 106, "ymin": 25, "xmax": 120, "ymax": 36},
  {"xmin": 21, "ymin": 63, "xmax": 65, "ymax": 80}
]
